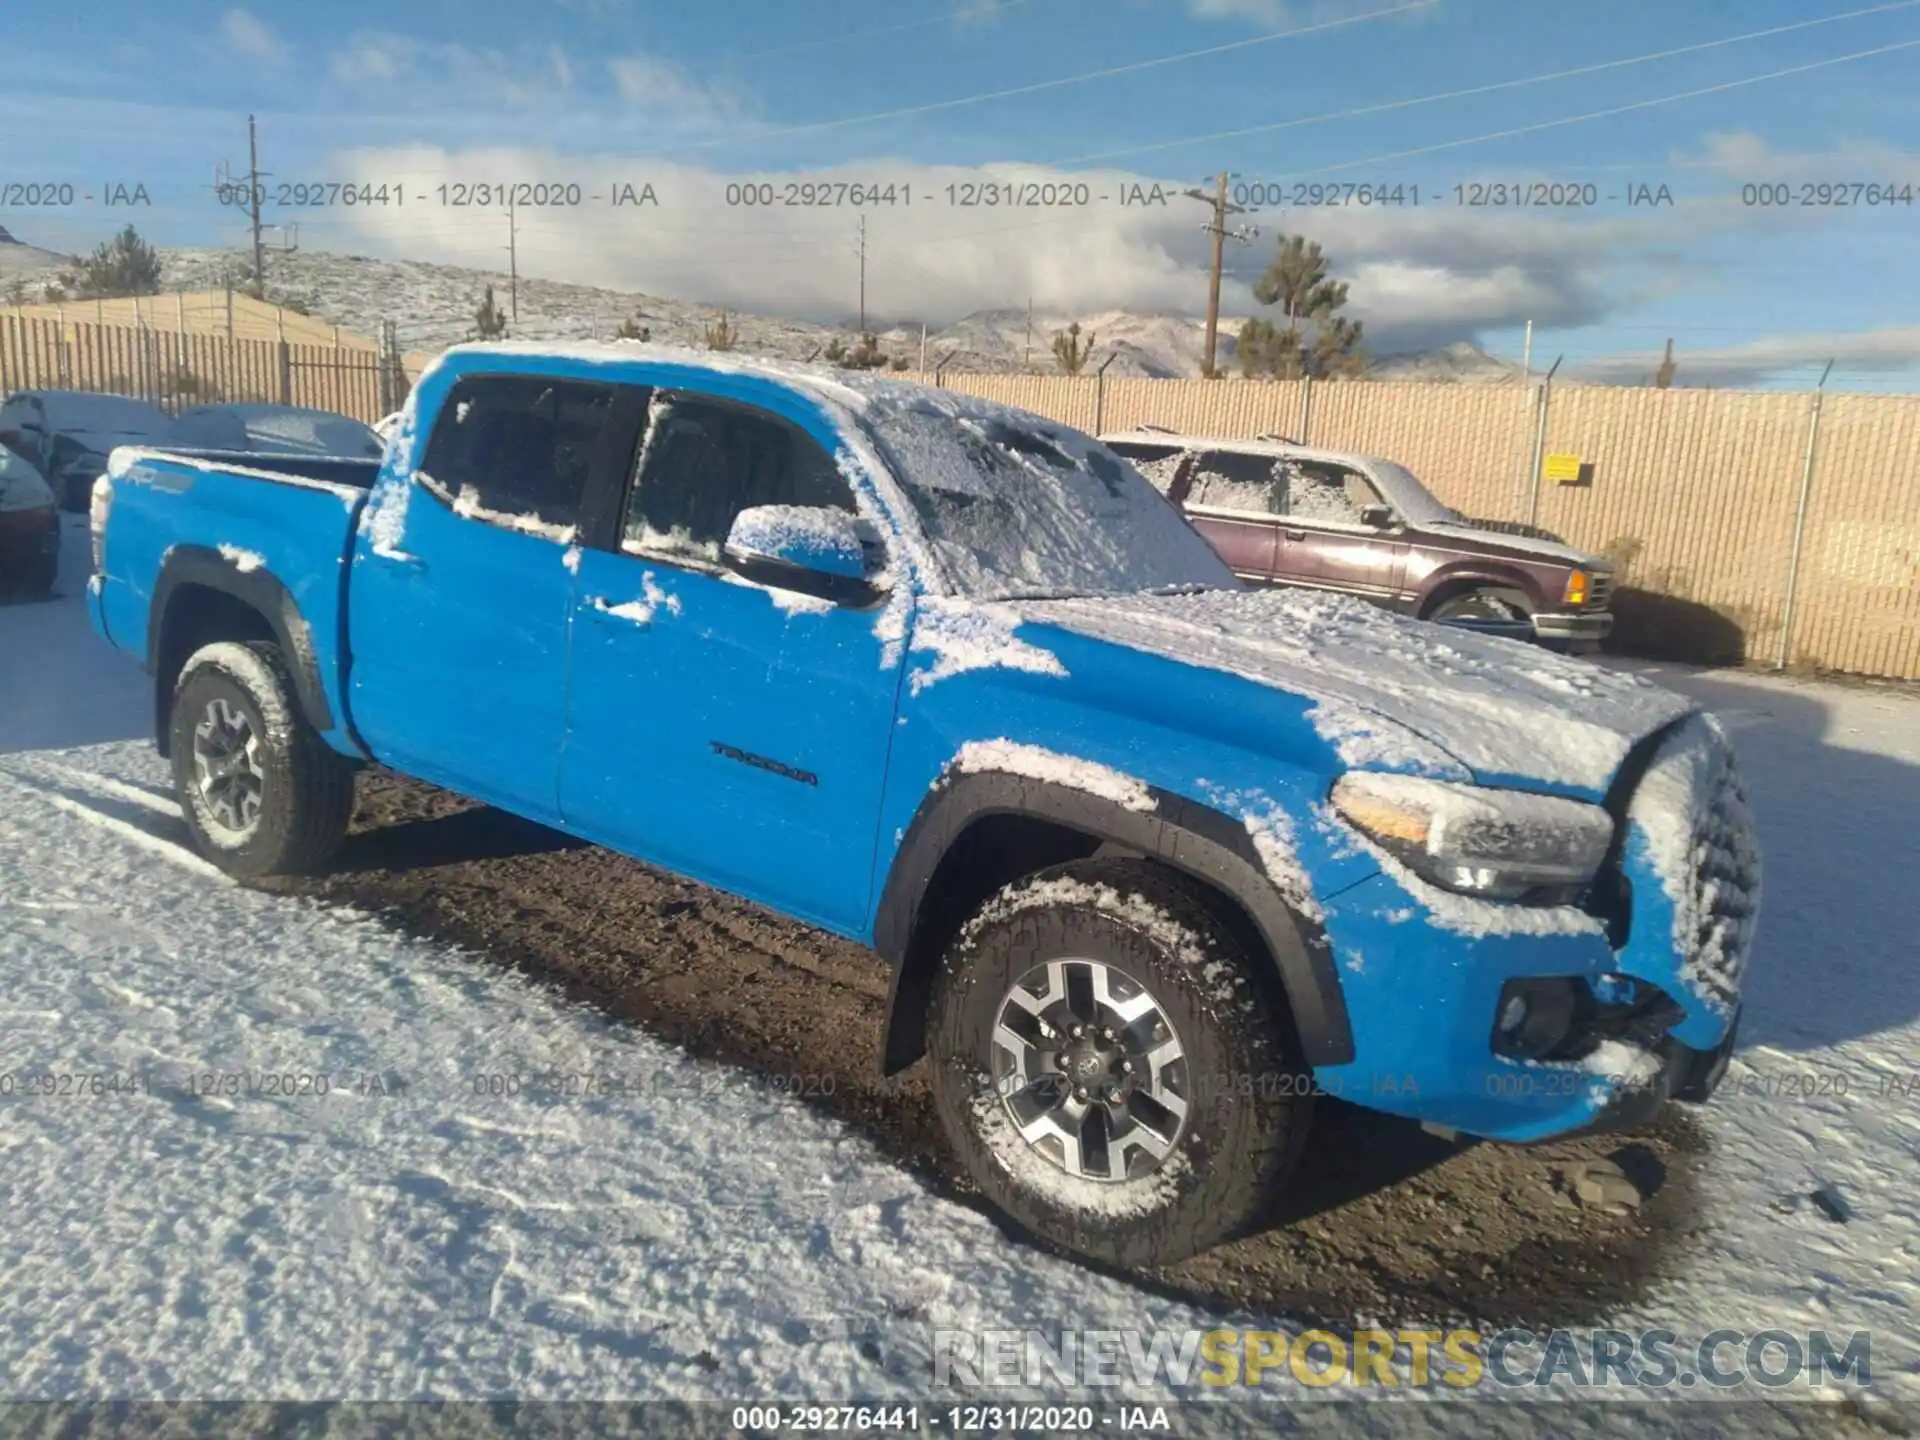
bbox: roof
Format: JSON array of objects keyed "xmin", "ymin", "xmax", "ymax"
[
  {"xmin": 1099, "ymin": 428, "xmax": 1387, "ymax": 472},
  {"xmin": 435, "ymin": 340, "xmax": 1041, "ymax": 424},
  {"xmin": 1098, "ymin": 428, "xmax": 1456, "ymax": 526}
]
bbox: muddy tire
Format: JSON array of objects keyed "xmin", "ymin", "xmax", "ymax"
[
  {"xmin": 169, "ymin": 640, "xmax": 355, "ymax": 878},
  {"xmin": 927, "ymin": 857, "xmax": 1310, "ymax": 1269}
]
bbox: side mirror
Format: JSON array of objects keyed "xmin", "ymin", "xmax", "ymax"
[
  {"xmin": 723, "ymin": 504, "xmax": 885, "ymax": 606},
  {"xmin": 1360, "ymin": 504, "xmax": 1395, "ymax": 528}
]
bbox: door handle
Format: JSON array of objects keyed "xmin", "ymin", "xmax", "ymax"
[{"xmin": 1282, "ymin": 528, "xmax": 1305, "ymax": 541}]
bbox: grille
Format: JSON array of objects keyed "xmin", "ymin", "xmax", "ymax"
[{"xmin": 1585, "ymin": 573, "xmax": 1614, "ymax": 610}]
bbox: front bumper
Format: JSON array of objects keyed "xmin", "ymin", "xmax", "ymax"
[
  {"xmin": 1307, "ymin": 716, "xmax": 1756, "ymax": 1143},
  {"xmin": 1532, "ymin": 610, "xmax": 1613, "ymax": 652},
  {"xmin": 1567, "ymin": 1009, "xmax": 1740, "ymax": 1138}
]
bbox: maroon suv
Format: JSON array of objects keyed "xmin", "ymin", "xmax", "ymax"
[{"xmin": 1103, "ymin": 429, "xmax": 1615, "ymax": 652}]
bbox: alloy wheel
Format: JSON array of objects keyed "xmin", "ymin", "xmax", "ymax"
[
  {"xmin": 989, "ymin": 957, "xmax": 1190, "ymax": 1182},
  {"xmin": 191, "ymin": 696, "xmax": 265, "ymax": 836}
]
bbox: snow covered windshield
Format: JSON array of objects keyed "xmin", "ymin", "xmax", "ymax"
[{"xmin": 858, "ymin": 395, "xmax": 1235, "ymax": 600}]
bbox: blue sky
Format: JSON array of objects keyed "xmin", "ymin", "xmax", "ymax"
[{"xmin": 5, "ymin": 0, "xmax": 1920, "ymax": 386}]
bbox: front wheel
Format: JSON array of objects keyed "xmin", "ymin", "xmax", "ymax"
[
  {"xmin": 169, "ymin": 640, "xmax": 355, "ymax": 878},
  {"xmin": 1426, "ymin": 586, "xmax": 1530, "ymax": 627},
  {"xmin": 927, "ymin": 857, "xmax": 1311, "ymax": 1269}
]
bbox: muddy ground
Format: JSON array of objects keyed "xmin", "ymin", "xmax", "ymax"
[{"xmin": 272, "ymin": 768, "xmax": 1713, "ymax": 1331}]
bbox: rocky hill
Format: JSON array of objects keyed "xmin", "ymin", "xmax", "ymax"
[{"xmin": 0, "ymin": 238, "xmax": 1528, "ymax": 382}]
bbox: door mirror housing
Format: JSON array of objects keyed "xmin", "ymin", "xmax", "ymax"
[
  {"xmin": 723, "ymin": 504, "xmax": 885, "ymax": 606},
  {"xmin": 1359, "ymin": 503, "xmax": 1395, "ymax": 529}
]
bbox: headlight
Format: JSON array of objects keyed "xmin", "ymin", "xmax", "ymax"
[{"xmin": 1330, "ymin": 772, "xmax": 1614, "ymax": 905}]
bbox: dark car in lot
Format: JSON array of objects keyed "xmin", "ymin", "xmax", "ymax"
[
  {"xmin": 0, "ymin": 439, "xmax": 60, "ymax": 597},
  {"xmin": 164, "ymin": 403, "xmax": 386, "ymax": 460},
  {"xmin": 0, "ymin": 390, "xmax": 174, "ymax": 512},
  {"xmin": 1103, "ymin": 430, "xmax": 1615, "ymax": 652}
]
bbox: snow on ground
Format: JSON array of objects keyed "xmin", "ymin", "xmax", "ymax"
[{"xmin": 0, "ymin": 519, "xmax": 1915, "ymax": 1428}]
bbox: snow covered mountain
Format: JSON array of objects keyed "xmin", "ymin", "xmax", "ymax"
[
  {"xmin": 0, "ymin": 225, "xmax": 73, "ymax": 277},
  {"xmin": 1, "ymin": 238, "xmax": 1527, "ymax": 382}
]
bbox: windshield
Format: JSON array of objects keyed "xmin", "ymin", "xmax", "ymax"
[
  {"xmin": 859, "ymin": 394, "xmax": 1235, "ymax": 601},
  {"xmin": 1357, "ymin": 456, "xmax": 1456, "ymax": 526}
]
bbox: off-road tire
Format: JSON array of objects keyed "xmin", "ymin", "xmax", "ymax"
[
  {"xmin": 169, "ymin": 640, "xmax": 355, "ymax": 878},
  {"xmin": 927, "ymin": 856, "xmax": 1311, "ymax": 1269}
]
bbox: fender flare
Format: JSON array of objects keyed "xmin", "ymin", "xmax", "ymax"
[
  {"xmin": 1418, "ymin": 564, "xmax": 1540, "ymax": 617},
  {"xmin": 872, "ymin": 769, "xmax": 1355, "ymax": 1074},
  {"xmin": 149, "ymin": 545, "xmax": 334, "ymax": 754}
]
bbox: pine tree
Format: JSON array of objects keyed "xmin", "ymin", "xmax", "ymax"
[
  {"xmin": 472, "ymin": 285, "xmax": 507, "ymax": 340},
  {"xmin": 1246, "ymin": 233, "xmax": 1367, "ymax": 378},
  {"xmin": 824, "ymin": 332, "xmax": 891, "ymax": 369},
  {"xmin": 1654, "ymin": 338, "xmax": 1678, "ymax": 389},
  {"xmin": 1051, "ymin": 321, "xmax": 1097, "ymax": 375},
  {"xmin": 75, "ymin": 225, "xmax": 162, "ymax": 299}
]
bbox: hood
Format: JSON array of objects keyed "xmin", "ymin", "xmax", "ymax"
[
  {"xmin": 1012, "ymin": 587, "xmax": 1694, "ymax": 796},
  {"xmin": 1422, "ymin": 518, "xmax": 1607, "ymax": 569}
]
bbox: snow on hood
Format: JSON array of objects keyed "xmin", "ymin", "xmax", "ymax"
[
  {"xmin": 1422, "ymin": 517, "xmax": 1606, "ymax": 568},
  {"xmin": 1013, "ymin": 587, "xmax": 1695, "ymax": 794}
]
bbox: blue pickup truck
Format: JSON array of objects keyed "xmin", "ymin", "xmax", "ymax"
[{"xmin": 88, "ymin": 343, "xmax": 1759, "ymax": 1268}]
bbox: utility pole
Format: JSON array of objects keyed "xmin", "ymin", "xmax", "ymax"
[
  {"xmin": 247, "ymin": 114, "xmax": 266, "ymax": 300},
  {"xmin": 855, "ymin": 215, "xmax": 867, "ymax": 335},
  {"xmin": 224, "ymin": 264, "xmax": 235, "ymax": 339},
  {"xmin": 506, "ymin": 198, "xmax": 519, "ymax": 322},
  {"xmin": 1183, "ymin": 171, "xmax": 1255, "ymax": 378},
  {"xmin": 1025, "ymin": 296, "xmax": 1033, "ymax": 369}
]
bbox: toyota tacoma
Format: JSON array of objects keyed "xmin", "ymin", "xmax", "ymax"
[{"xmin": 86, "ymin": 343, "xmax": 1759, "ymax": 1268}]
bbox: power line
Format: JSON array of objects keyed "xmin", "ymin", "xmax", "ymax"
[
  {"xmin": 654, "ymin": 0, "xmax": 1436, "ymax": 154},
  {"xmin": 1265, "ymin": 37, "xmax": 1920, "ymax": 182},
  {"xmin": 1044, "ymin": 0, "xmax": 1920, "ymax": 166},
  {"xmin": 734, "ymin": 0, "xmax": 1057, "ymax": 61}
]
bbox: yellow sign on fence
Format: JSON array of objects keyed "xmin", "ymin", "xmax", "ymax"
[{"xmin": 1543, "ymin": 452, "xmax": 1586, "ymax": 485}]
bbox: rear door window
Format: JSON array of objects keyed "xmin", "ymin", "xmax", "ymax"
[
  {"xmin": 420, "ymin": 374, "xmax": 619, "ymax": 535},
  {"xmin": 1186, "ymin": 450, "xmax": 1283, "ymax": 513}
]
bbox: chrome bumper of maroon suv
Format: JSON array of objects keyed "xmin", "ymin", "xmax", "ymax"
[{"xmin": 1532, "ymin": 610, "xmax": 1614, "ymax": 652}]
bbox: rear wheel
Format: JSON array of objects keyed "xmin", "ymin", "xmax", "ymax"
[
  {"xmin": 927, "ymin": 857, "xmax": 1311, "ymax": 1269},
  {"xmin": 169, "ymin": 640, "xmax": 355, "ymax": 878}
]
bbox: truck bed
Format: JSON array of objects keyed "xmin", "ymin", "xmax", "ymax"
[{"xmin": 90, "ymin": 448, "xmax": 379, "ymax": 756}]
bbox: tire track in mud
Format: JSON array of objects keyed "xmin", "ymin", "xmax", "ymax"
[{"xmin": 273, "ymin": 768, "xmax": 1712, "ymax": 1330}]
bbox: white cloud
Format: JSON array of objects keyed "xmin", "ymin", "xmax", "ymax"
[
  {"xmin": 1574, "ymin": 329, "xmax": 1920, "ymax": 388},
  {"xmin": 607, "ymin": 55, "xmax": 737, "ymax": 120},
  {"xmin": 310, "ymin": 146, "xmax": 1678, "ymax": 346},
  {"xmin": 217, "ymin": 8, "xmax": 287, "ymax": 66},
  {"xmin": 328, "ymin": 32, "xmax": 580, "ymax": 107}
]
